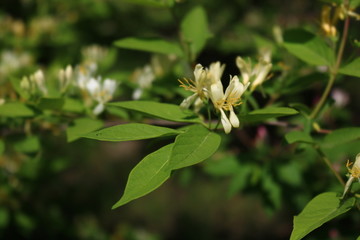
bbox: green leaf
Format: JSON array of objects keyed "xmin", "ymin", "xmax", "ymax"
[
  {"xmin": 285, "ymin": 131, "xmax": 314, "ymax": 144},
  {"xmin": 62, "ymin": 98, "xmax": 84, "ymax": 113},
  {"xmin": 321, "ymin": 127, "xmax": 360, "ymax": 148},
  {"xmin": 37, "ymin": 97, "xmax": 65, "ymax": 110},
  {"xmin": 122, "ymin": 0, "xmax": 169, "ymax": 7},
  {"xmin": 14, "ymin": 136, "xmax": 40, "ymax": 153},
  {"xmin": 67, "ymin": 118, "xmax": 103, "ymax": 142},
  {"xmin": 278, "ymin": 161, "xmax": 302, "ymax": 187},
  {"xmin": 227, "ymin": 165, "xmax": 252, "ymax": 197},
  {"xmin": 83, "ymin": 123, "xmax": 181, "ymax": 142},
  {"xmin": 112, "ymin": 143, "xmax": 174, "ymax": 208},
  {"xmin": 283, "ymin": 28, "xmax": 334, "ymax": 66},
  {"xmin": 262, "ymin": 174, "xmax": 282, "ymax": 209},
  {"xmin": 290, "ymin": 192, "xmax": 355, "ymax": 240},
  {"xmin": 114, "ymin": 37, "xmax": 183, "ymax": 56},
  {"xmin": 242, "ymin": 107, "xmax": 298, "ymax": 123},
  {"xmin": 204, "ymin": 156, "xmax": 240, "ymax": 177},
  {"xmin": 350, "ymin": 0, "xmax": 360, "ymax": 8},
  {"xmin": 180, "ymin": 6, "xmax": 212, "ymax": 59},
  {"xmin": 0, "ymin": 102, "xmax": 35, "ymax": 117},
  {"xmin": 167, "ymin": 124, "xmax": 221, "ymax": 170},
  {"xmin": 339, "ymin": 58, "xmax": 360, "ymax": 77},
  {"xmin": 108, "ymin": 101, "xmax": 201, "ymax": 123}
]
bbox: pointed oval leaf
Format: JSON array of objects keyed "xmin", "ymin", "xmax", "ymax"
[
  {"xmin": 285, "ymin": 131, "xmax": 314, "ymax": 144},
  {"xmin": 321, "ymin": 127, "xmax": 360, "ymax": 148},
  {"xmin": 112, "ymin": 143, "xmax": 174, "ymax": 208},
  {"xmin": 67, "ymin": 118, "xmax": 104, "ymax": 142},
  {"xmin": 83, "ymin": 123, "xmax": 181, "ymax": 142},
  {"xmin": 290, "ymin": 192, "xmax": 355, "ymax": 240},
  {"xmin": 283, "ymin": 28, "xmax": 334, "ymax": 66},
  {"xmin": 0, "ymin": 102, "xmax": 35, "ymax": 117},
  {"xmin": 114, "ymin": 37, "xmax": 183, "ymax": 56},
  {"xmin": 180, "ymin": 6, "xmax": 212, "ymax": 58},
  {"xmin": 242, "ymin": 107, "xmax": 298, "ymax": 123},
  {"xmin": 108, "ymin": 101, "xmax": 201, "ymax": 123},
  {"xmin": 37, "ymin": 97, "xmax": 65, "ymax": 110},
  {"xmin": 339, "ymin": 57, "xmax": 360, "ymax": 77},
  {"xmin": 167, "ymin": 124, "xmax": 221, "ymax": 170}
]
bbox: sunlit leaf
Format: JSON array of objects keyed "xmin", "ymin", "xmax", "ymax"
[
  {"xmin": 285, "ymin": 131, "xmax": 314, "ymax": 144},
  {"xmin": 283, "ymin": 28, "xmax": 335, "ymax": 66},
  {"xmin": 114, "ymin": 37, "xmax": 183, "ymax": 56},
  {"xmin": 339, "ymin": 57, "xmax": 360, "ymax": 77},
  {"xmin": 180, "ymin": 6, "xmax": 212, "ymax": 59},
  {"xmin": 62, "ymin": 98, "xmax": 84, "ymax": 113},
  {"xmin": 14, "ymin": 136, "xmax": 40, "ymax": 153},
  {"xmin": 242, "ymin": 107, "xmax": 298, "ymax": 123},
  {"xmin": 321, "ymin": 127, "xmax": 360, "ymax": 148},
  {"xmin": 0, "ymin": 102, "xmax": 35, "ymax": 117},
  {"xmin": 167, "ymin": 124, "xmax": 221, "ymax": 170},
  {"xmin": 108, "ymin": 101, "xmax": 201, "ymax": 123},
  {"xmin": 67, "ymin": 118, "xmax": 103, "ymax": 142},
  {"xmin": 290, "ymin": 192, "xmax": 355, "ymax": 240},
  {"xmin": 112, "ymin": 143, "xmax": 174, "ymax": 208},
  {"xmin": 83, "ymin": 123, "xmax": 181, "ymax": 142}
]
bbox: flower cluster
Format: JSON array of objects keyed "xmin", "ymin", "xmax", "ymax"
[
  {"xmin": 19, "ymin": 45, "xmax": 118, "ymax": 115},
  {"xmin": 321, "ymin": 3, "xmax": 360, "ymax": 37},
  {"xmin": 179, "ymin": 55, "xmax": 272, "ymax": 134},
  {"xmin": 21, "ymin": 69, "xmax": 48, "ymax": 97}
]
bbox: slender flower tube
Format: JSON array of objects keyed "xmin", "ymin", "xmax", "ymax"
[{"xmin": 342, "ymin": 153, "xmax": 360, "ymax": 198}]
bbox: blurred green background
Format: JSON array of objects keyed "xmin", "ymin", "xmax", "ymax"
[{"xmin": 1, "ymin": 0, "xmax": 359, "ymax": 239}]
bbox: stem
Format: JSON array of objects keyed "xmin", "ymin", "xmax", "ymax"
[
  {"xmin": 315, "ymin": 147, "xmax": 345, "ymax": 186},
  {"xmin": 310, "ymin": 9, "xmax": 350, "ymax": 119}
]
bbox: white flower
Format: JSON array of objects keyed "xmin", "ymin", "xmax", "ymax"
[
  {"xmin": 236, "ymin": 55, "xmax": 272, "ymax": 91},
  {"xmin": 179, "ymin": 62, "xmax": 225, "ymax": 111},
  {"xmin": 342, "ymin": 153, "xmax": 360, "ymax": 198},
  {"xmin": 132, "ymin": 65, "xmax": 155, "ymax": 100},
  {"xmin": 86, "ymin": 77, "xmax": 117, "ymax": 115},
  {"xmin": 209, "ymin": 75, "xmax": 249, "ymax": 134},
  {"xmin": 75, "ymin": 63, "xmax": 98, "ymax": 90}
]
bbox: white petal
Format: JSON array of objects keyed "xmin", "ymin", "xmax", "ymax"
[
  {"xmin": 229, "ymin": 109, "xmax": 240, "ymax": 128},
  {"xmin": 209, "ymin": 82, "xmax": 224, "ymax": 105},
  {"xmin": 193, "ymin": 64, "xmax": 204, "ymax": 82},
  {"xmin": 103, "ymin": 78, "xmax": 117, "ymax": 96},
  {"xmin": 208, "ymin": 61, "xmax": 225, "ymax": 83},
  {"xmin": 224, "ymin": 75, "xmax": 243, "ymax": 100},
  {"xmin": 86, "ymin": 77, "xmax": 100, "ymax": 96},
  {"xmin": 220, "ymin": 109, "xmax": 231, "ymax": 134},
  {"xmin": 193, "ymin": 97, "xmax": 204, "ymax": 113},
  {"xmin": 236, "ymin": 56, "xmax": 251, "ymax": 85},
  {"xmin": 251, "ymin": 61, "xmax": 272, "ymax": 91},
  {"xmin": 93, "ymin": 103, "xmax": 105, "ymax": 115},
  {"xmin": 180, "ymin": 93, "xmax": 198, "ymax": 109},
  {"xmin": 65, "ymin": 65, "xmax": 73, "ymax": 80},
  {"xmin": 132, "ymin": 88, "xmax": 143, "ymax": 100},
  {"xmin": 342, "ymin": 176, "xmax": 354, "ymax": 198}
]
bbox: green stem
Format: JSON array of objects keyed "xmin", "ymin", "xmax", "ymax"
[
  {"xmin": 310, "ymin": 8, "xmax": 350, "ymax": 119},
  {"xmin": 315, "ymin": 147, "xmax": 345, "ymax": 186}
]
